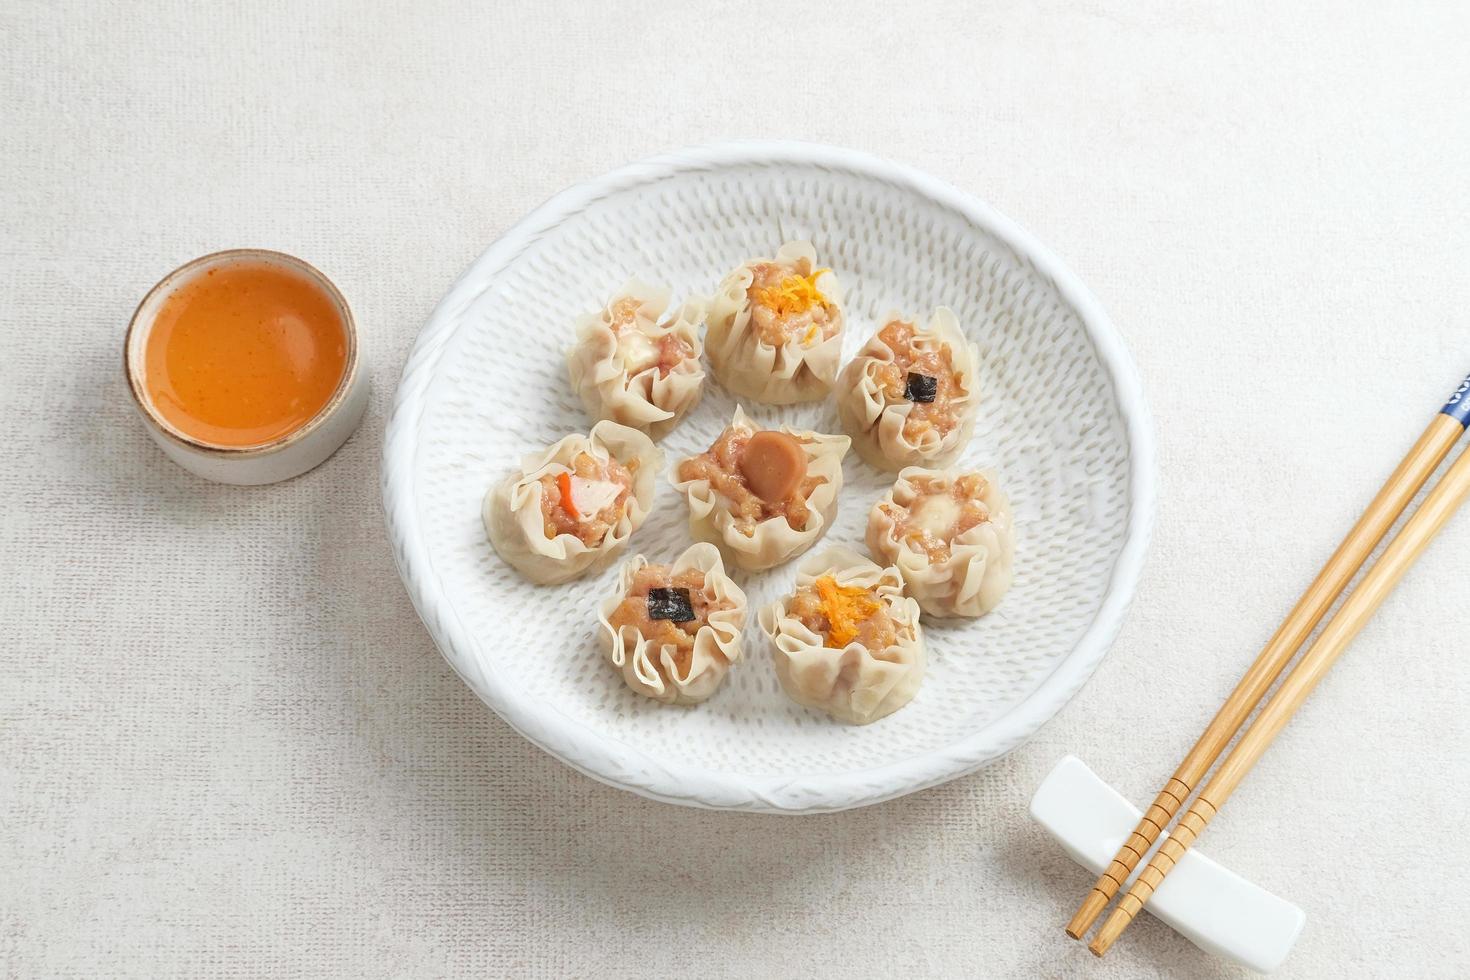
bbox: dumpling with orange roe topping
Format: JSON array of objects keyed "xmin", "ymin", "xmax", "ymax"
[
  {"xmin": 705, "ymin": 241, "xmax": 844, "ymax": 404},
  {"xmin": 758, "ymin": 546, "xmax": 925, "ymax": 725}
]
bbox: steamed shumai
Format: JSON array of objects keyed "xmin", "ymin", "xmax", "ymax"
[
  {"xmin": 704, "ymin": 241, "xmax": 845, "ymax": 405},
  {"xmin": 483, "ymin": 420, "xmax": 662, "ymax": 585},
  {"xmin": 598, "ymin": 542, "xmax": 748, "ymax": 705},
  {"xmin": 670, "ymin": 406, "xmax": 850, "ymax": 572},
  {"xmin": 867, "ymin": 466, "xmax": 1014, "ymax": 618},
  {"xmin": 836, "ymin": 308, "xmax": 979, "ymax": 471},
  {"xmin": 566, "ymin": 280, "xmax": 706, "ymax": 439},
  {"xmin": 759, "ymin": 546, "xmax": 926, "ymax": 725}
]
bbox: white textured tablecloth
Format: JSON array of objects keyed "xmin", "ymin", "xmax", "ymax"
[{"xmin": 6, "ymin": 2, "xmax": 1469, "ymax": 976}]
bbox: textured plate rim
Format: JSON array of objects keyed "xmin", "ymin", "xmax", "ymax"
[{"xmin": 382, "ymin": 140, "xmax": 1157, "ymax": 814}]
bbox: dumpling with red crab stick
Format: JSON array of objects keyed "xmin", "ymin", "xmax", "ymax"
[
  {"xmin": 836, "ymin": 308, "xmax": 979, "ymax": 471},
  {"xmin": 598, "ymin": 543, "xmax": 748, "ymax": 705},
  {"xmin": 566, "ymin": 280, "xmax": 706, "ymax": 439},
  {"xmin": 758, "ymin": 546, "xmax": 925, "ymax": 725},
  {"xmin": 705, "ymin": 241, "xmax": 845, "ymax": 404},
  {"xmin": 866, "ymin": 466, "xmax": 1015, "ymax": 619},
  {"xmin": 483, "ymin": 420, "xmax": 661, "ymax": 585}
]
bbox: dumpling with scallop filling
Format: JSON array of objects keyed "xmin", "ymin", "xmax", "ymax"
[
  {"xmin": 483, "ymin": 420, "xmax": 661, "ymax": 585},
  {"xmin": 598, "ymin": 542, "xmax": 747, "ymax": 705},
  {"xmin": 566, "ymin": 279, "xmax": 706, "ymax": 439},
  {"xmin": 836, "ymin": 307, "xmax": 979, "ymax": 471},
  {"xmin": 671, "ymin": 406, "xmax": 849, "ymax": 572},
  {"xmin": 705, "ymin": 241, "xmax": 845, "ymax": 404},
  {"xmin": 758, "ymin": 546, "xmax": 925, "ymax": 725},
  {"xmin": 866, "ymin": 466, "xmax": 1014, "ymax": 618}
]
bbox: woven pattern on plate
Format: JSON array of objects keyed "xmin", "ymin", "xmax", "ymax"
[{"xmin": 382, "ymin": 142, "xmax": 1155, "ymax": 813}]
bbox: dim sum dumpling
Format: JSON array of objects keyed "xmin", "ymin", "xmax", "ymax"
[
  {"xmin": 597, "ymin": 542, "xmax": 747, "ymax": 705},
  {"xmin": 705, "ymin": 241, "xmax": 845, "ymax": 404},
  {"xmin": 484, "ymin": 420, "xmax": 661, "ymax": 585},
  {"xmin": 758, "ymin": 546, "xmax": 925, "ymax": 725},
  {"xmin": 566, "ymin": 280, "xmax": 706, "ymax": 439},
  {"xmin": 671, "ymin": 406, "xmax": 850, "ymax": 572},
  {"xmin": 836, "ymin": 308, "xmax": 979, "ymax": 471},
  {"xmin": 866, "ymin": 466, "xmax": 1014, "ymax": 618}
]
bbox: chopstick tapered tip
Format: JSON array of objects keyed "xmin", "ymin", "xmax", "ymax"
[
  {"xmin": 1065, "ymin": 890, "xmax": 1109, "ymax": 939},
  {"xmin": 1088, "ymin": 906, "xmax": 1133, "ymax": 957}
]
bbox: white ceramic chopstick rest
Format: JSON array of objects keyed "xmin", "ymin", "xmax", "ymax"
[{"xmin": 1030, "ymin": 756, "xmax": 1306, "ymax": 973}]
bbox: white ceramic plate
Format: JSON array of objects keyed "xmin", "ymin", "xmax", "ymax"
[{"xmin": 383, "ymin": 142, "xmax": 1155, "ymax": 813}]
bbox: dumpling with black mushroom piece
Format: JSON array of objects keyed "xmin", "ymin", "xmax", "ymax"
[
  {"xmin": 598, "ymin": 542, "xmax": 747, "ymax": 705},
  {"xmin": 483, "ymin": 420, "xmax": 661, "ymax": 585},
  {"xmin": 671, "ymin": 406, "xmax": 849, "ymax": 572},
  {"xmin": 866, "ymin": 466, "xmax": 1014, "ymax": 618},
  {"xmin": 566, "ymin": 280, "xmax": 706, "ymax": 439},
  {"xmin": 836, "ymin": 308, "xmax": 979, "ymax": 471},
  {"xmin": 758, "ymin": 546, "xmax": 925, "ymax": 725},
  {"xmin": 705, "ymin": 241, "xmax": 844, "ymax": 404}
]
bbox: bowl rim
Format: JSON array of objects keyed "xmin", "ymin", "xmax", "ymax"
[
  {"xmin": 124, "ymin": 247, "xmax": 360, "ymax": 458},
  {"xmin": 381, "ymin": 140, "xmax": 1157, "ymax": 813}
]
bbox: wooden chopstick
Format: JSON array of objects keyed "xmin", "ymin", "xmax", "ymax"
[
  {"xmin": 1066, "ymin": 376, "xmax": 1470, "ymax": 941},
  {"xmin": 1088, "ymin": 385, "xmax": 1470, "ymax": 957}
]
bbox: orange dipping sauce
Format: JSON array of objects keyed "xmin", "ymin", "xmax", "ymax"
[{"xmin": 144, "ymin": 259, "xmax": 349, "ymax": 447}]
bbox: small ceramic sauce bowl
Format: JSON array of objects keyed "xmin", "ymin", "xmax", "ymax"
[{"xmin": 124, "ymin": 248, "xmax": 368, "ymax": 485}]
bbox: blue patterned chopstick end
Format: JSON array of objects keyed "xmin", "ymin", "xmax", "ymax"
[{"xmin": 1444, "ymin": 373, "xmax": 1470, "ymax": 426}]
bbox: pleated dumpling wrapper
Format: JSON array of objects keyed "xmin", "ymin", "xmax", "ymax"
[
  {"xmin": 597, "ymin": 543, "xmax": 747, "ymax": 705},
  {"xmin": 483, "ymin": 420, "xmax": 662, "ymax": 585},
  {"xmin": 565, "ymin": 279, "xmax": 706, "ymax": 440},
  {"xmin": 836, "ymin": 308, "xmax": 980, "ymax": 471},
  {"xmin": 671, "ymin": 406, "xmax": 850, "ymax": 572},
  {"xmin": 759, "ymin": 546, "xmax": 925, "ymax": 725},
  {"xmin": 705, "ymin": 241, "xmax": 845, "ymax": 404},
  {"xmin": 866, "ymin": 467, "xmax": 1014, "ymax": 618}
]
